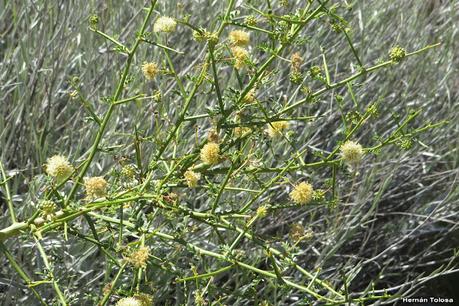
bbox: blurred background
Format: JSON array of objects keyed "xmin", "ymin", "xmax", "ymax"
[{"xmin": 1, "ymin": 0, "xmax": 458, "ymax": 305}]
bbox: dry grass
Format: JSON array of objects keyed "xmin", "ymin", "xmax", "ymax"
[{"xmin": 0, "ymin": 1, "xmax": 458, "ymax": 305}]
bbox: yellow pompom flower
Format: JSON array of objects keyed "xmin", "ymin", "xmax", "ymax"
[
  {"xmin": 200, "ymin": 142, "xmax": 220, "ymax": 165},
  {"xmin": 184, "ymin": 170, "xmax": 201, "ymax": 188},
  {"xmin": 45, "ymin": 155, "xmax": 73, "ymax": 183},
  {"xmin": 153, "ymin": 16, "xmax": 177, "ymax": 33},
  {"xmin": 142, "ymin": 62, "xmax": 159, "ymax": 80},
  {"xmin": 266, "ymin": 121, "xmax": 289, "ymax": 138},
  {"xmin": 115, "ymin": 297, "xmax": 142, "ymax": 306},
  {"xmin": 134, "ymin": 293, "xmax": 153, "ymax": 306},
  {"xmin": 389, "ymin": 46, "xmax": 406, "ymax": 62},
  {"xmin": 229, "ymin": 30, "xmax": 250, "ymax": 47},
  {"xmin": 340, "ymin": 140, "xmax": 364, "ymax": 165},
  {"xmin": 127, "ymin": 246, "xmax": 150, "ymax": 269},
  {"xmin": 256, "ymin": 205, "xmax": 268, "ymax": 218},
  {"xmin": 231, "ymin": 46, "xmax": 249, "ymax": 69},
  {"xmin": 40, "ymin": 200, "xmax": 57, "ymax": 221},
  {"xmin": 84, "ymin": 176, "xmax": 108, "ymax": 199},
  {"xmin": 290, "ymin": 182, "xmax": 314, "ymax": 205}
]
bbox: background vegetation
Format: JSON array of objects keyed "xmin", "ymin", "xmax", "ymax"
[{"xmin": 1, "ymin": 0, "xmax": 458, "ymax": 305}]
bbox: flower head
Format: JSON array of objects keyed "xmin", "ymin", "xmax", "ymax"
[
  {"xmin": 134, "ymin": 293, "xmax": 153, "ymax": 306},
  {"xmin": 340, "ymin": 141, "xmax": 364, "ymax": 166},
  {"xmin": 115, "ymin": 297, "xmax": 142, "ymax": 306},
  {"xmin": 84, "ymin": 176, "xmax": 108, "ymax": 199},
  {"xmin": 256, "ymin": 205, "xmax": 268, "ymax": 218},
  {"xmin": 200, "ymin": 142, "xmax": 220, "ymax": 165},
  {"xmin": 121, "ymin": 164, "xmax": 137, "ymax": 179},
  {"xmin": 231, "ymin": 46, "xmax": 249, "ymax": 69},
  {"xmin": 184, "ymin": 170, "xmax": 201, "ymax": 188},
  {"xmin": 153, "ymin": 16, "xmax": 177, "ymax": 33},
  {"xmin": 142, "ymin": 62, "xmax": 159, "ymax": 80},
  {"xmin": 127, "ymin": 246, "xmax": 150, "ymax": 269},
  {"xmin": 389, "ymin": 46, "xmax": 406, "ymax": 62},
  {"xmin": 229, "ymin": 30, "xmax": 250, "ymax": 47},
  {"xmin": 45, "ymin": 155, "xmax": 73, "ymax": 183},
  {"xmin": 40, "ymin": 200, "xmax": 57, "ymax": 221},
  {"xmin": 266, "ymin": 121, "xmax": 289, "ymax": 138},
  {"xmin": 245, "ymin": 15, "xmax": 258, "ymax": 26},
  {"xmin": 290, "ymin": 182, "xmax": 313, "ymax": 205}
]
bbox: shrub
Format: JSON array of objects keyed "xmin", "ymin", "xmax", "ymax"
[{"xmin": 1, "ymin": 1, "xmax": 457, "ymax": 305}]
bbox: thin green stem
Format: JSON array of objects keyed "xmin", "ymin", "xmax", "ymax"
[
  {"xmin": 209, "ymin": 44, "xmax": 225, "ymax": 115},
  {"xmin": 34, "ymin": 236, "xmax": 68, "ymax": 305},
  {"xmin": 64, "ymin": 2, "xmax": 157, "ymax": 205},
  {"xmin": 280, "ymin": 43, "xmax": 441, "ymax": 115},
  {"xmin": 0, "ymin": 160, "xmax": 16, "ymax": 223},
  {"xmin": 0, "ymin": 242, "xmax": 47, "ymax": 305},
  {"xmin": 99, "ymin": 262, "xmax": 128, "ymax": 306}
]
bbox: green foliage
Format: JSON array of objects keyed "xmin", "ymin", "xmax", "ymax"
[{"xmin": 0, "ymin": 1, "xmax": 458, "ymax": 305}]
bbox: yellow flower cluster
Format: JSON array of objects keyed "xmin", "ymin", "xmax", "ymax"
[
  {"xmin": 142, "ymin": 62, "xmax": 159, "ymax": 80},
  {"xmin": 116, "ymin": 297, "xmax": 146, "ymax": 306},
  {"xmin": 266, "ymin": 121, "xmax": 289, "ymax": 138},
  {"xmin": 84, "ymin": 176, "xmax": 108, "ymax": 199},
  {"xmin": 134, "ymin": 294, "xmax": 153, "ymax": 306},
  {"xmin": 340, "ymin": 140, "xmax": 364, "ymax": 165},
  {"xmin": 45, "ymin": 155, "xmax": 73, "ymax": 183},
  {"xmin": 229, "ymin": 30, "xmax": 250, "ymax": 47},
  {"xmin": 40, "ymin": 200, "xmax": 57, "ymax": 221},
  {"xmin": 153, "ymin": 16, "xmax": 177, "ymax": 33},
  {"xmin": 256, "ymin": 205, "xmax": 268, "ymax": 218},
  {"xmin": 231, "ymin": 46, "xmax": 249, "ymax": 69},
  {"xmin": 290, "ymin": 182, "xmax": 314, "ymax": 205},
  {"xmin": 200, "ymin": 142, "xmax": 220, "ymax": 165},
  {"xmin": 227, "ymin": 28, "xmax": 251, "ymax": 69},
  {"xmin": 184, "ymin": 170, "xmax": 201, "ymax": 188},
  {"xmin": 127, "ymin": 246, "xmax": 150, "ymax": 269},
  {"xmin": 389, "ymin": 46, "xmax": 406, "ymax": 62}
]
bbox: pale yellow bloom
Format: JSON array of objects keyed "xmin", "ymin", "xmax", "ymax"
[
  {"xmin": 290, "ymin": 182, "xmax": 313, "ymax": 205},
  {"xmin": 84, "ymin": 176, "xmax": 108, "ymax": 199},
  {"xmin": 266, "ymin": 121, "xmax": 289, "ymax": 138},
  {"xmin": 116, "ymin": 297, "xmax": 142, "ymax": 306},
  {"xmin": 200, "ymin": 142, "xmax": 220, "ymax": 165},
  {"xmin": 45, "ymin": 155, "xmax": 73, "ymax": 183},
  {"xmin": 256, "ymin": 205, "xmax": 268, "ymax": 218},
  {"xmin": 40, "ymin": 200, "xmax": 57, "ymax": 221},
  {"xmin": 184, "ymin": 170, "xmax": 201, "ymax": 188},
  {"xmin": 134, "ymin": 294, "xmax": 153, "ymax": 306},
  {"xmin": 340, "ymin": 141, "xmax": 364, "ymax": 165},
  {"xmin": 153, "ymin": 16, "xmax": 177, "ymax": 33},
  {"xmin": 231, "ymin": 46, "xmax": 249, "ymax": 69},
  {"xmin": 229, "ymin": 30, "xmax": 250, "ymax": 47},
  {"xmin": 142, "ymin": 62, "xmax": 159, "ymax": 80},
  {"xmin": 127, "ymin": 246, "xmax": 150, "ymax": 269}
]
